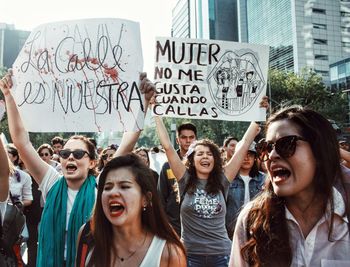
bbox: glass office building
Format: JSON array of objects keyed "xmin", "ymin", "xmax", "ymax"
[
  {"xmin": 172, "ymin": 0, "xmax": 239, "ymax": 41},
  {"xmin": 238, "ymin": 0, "xmax": 350, "ymax": 83},
  {"xmin": 330, "ymin": 57, "xmax": 350, "ymax": 91},
  {"xmin": 0, "ymin": 23, "xmax": 30, "ymax": 69}
]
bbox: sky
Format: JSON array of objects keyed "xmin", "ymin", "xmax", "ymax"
[{"xmin": 1, "ymin": 0, "xmax": 177, "ymax": 75}]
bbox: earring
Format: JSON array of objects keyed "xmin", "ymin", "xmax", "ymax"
[{"xmin": 143, "ymin": 206, "xmax": 146, "ymax": 211}]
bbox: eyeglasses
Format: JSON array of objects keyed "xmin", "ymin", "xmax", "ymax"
[
  {"xmin": 101, "ymin": 154, "xmax": 114, "ymax": 160},
  {"xmin": 39, "ymin": 152, "xmax": 50, "ymax": 157},
  {"xmin": 255, "ymin": 135, "xmax": 307, "ymax": 162},
  {"xmin": 58, "ymin": 149, "xmax": 89, "ymax": 160}
]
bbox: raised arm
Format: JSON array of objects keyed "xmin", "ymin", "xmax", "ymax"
[
  {"xmin": 154, "ymin": 116, "xmax": 186, "ymax": 181},
  {"xmin": 224, "ymin": 96, "xmax": 269, "ymax": 181},
  {"xmin": 224, "ymin": 122, "xmax": 260, "ymax": 182},
  {"xmin": 0, "ymin": 138, "xmax": 10, "ymax": 201},
  {"xmin": 114, "ymin": 72, "xmax": 155, "ymax": 157},
  {"xmin": 0, "ymin": 71, "xmax": 49, "ymax": 185}
]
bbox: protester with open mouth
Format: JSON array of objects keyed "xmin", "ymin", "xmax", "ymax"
[
  {"xmin": 154, "ymin": 112, "xmax": 262, "ymax": 267},
  {"xmin": 76, "ymin": 154, "xmax": 186, "ymax": 267},
  {"xmin": 230, "ymin": 106, "xmax": 350, "ymax": 267},
  {"xmin": 0, "ymin": 70, "xmax": 155, "ymax": 267}
]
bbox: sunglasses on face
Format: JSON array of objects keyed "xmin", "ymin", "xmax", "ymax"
[
  {"xmin": 58, "ymin": 149, "xmax": 89, "ymax": 160},
  {"xmin": 255, "ymin": 135, "xmax": 307, "ymax": 162},
  {"xmin": 101, "ymin": 154, "xmax": 114, "ymax": 160},
  {"xmin": 39, "ymin": 152, "xmax": 50, "ymax": 157}
]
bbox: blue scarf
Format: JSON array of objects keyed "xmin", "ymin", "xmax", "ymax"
[{"xmin": 37, "ymin": 175, "xmax": 96, "ymax": 267}]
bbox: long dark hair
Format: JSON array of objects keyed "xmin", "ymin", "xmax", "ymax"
[
  {"xmin": 185, "ymin": 139, "xmax": 224, "ymax": 195},
  {"xmin": 89, "ymin": 153, "xmax": 186, "ymax": 267},
  {"xmin": 241, "ymin": 106, "xmax": 346, "ymax": 266}
]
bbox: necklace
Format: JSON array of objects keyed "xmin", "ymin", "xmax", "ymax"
[{"xmin": 116, "ymin": 232, "xmax": 147, "ymax": 262}]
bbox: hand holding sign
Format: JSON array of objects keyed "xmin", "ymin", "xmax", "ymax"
[
  {"xmin": 13, "ymin": 18, "xmax": 145, "ymax": 132},
  {"xmin": 0, "ymin": 70, "xmax": 13, "ymax": 97}
]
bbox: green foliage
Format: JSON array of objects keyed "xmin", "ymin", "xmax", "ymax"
[{"xmin": 268, "ymin": 68, "xmax": 348, "ymax": 124}]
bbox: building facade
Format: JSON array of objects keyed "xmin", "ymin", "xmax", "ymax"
[
  {"xmin": 172, "ymin": 0, "xmax": 239, "ymax": 41},
  {"xmin": 0, "ymin": 23, "xmax": 30, "ymax": 69},
  {"xmin": 239, "ymin": 0, "xmax": 350, "ymax": 82}
]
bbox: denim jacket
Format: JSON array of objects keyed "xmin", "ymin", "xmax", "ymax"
[{"xmin": 225, "ymin": 171, "xmax": 265, "ymax": 238}]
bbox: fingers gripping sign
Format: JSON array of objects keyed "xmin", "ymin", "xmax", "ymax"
[
  {"xmin": 139, "ymin": 72, "xmax": 156, "ymax": 102},
  {"xmin": 0, "ymin": 70, "xmax": 14, "ymax": 96}
]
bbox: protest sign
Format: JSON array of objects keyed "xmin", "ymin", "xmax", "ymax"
[
  {"xmin": 153, "ymin": 37, "xmax": 269, "ymax": 121},
  {"xmin": 12, "ymin": 18, "xmax": 144, "ymax": 132}
]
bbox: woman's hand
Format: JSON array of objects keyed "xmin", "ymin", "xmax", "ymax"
[
  {"xmin": 139, "ymin": 72, "xmax": 156, "ymax": 104},
  {"xmin": 0, "ymin": 70, "xmax": 14, "ymax": 97}
]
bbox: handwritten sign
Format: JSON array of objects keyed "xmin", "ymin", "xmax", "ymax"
[
  {"xmin": 13, "ymin": 18, "xmax": 144, "ymax": 132},
  {"xmin": 153, "ymin": 37, "xmax": 269, "ymax": 121}
]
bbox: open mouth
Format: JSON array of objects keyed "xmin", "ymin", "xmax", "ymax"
[
  {"xmin": 200, "ymin": 162, "xmax": 210, "ymax": 167},
  {"xmin": 109, "ymin": 202, "xmax": 124, "ymax": 217},
  {"xmin": 271, "ymin": 168, "xmax": 291, "ymax": 182},
  {"xmin": 66, "ymin": 164, "xmax": 77, "ymax": 172}
]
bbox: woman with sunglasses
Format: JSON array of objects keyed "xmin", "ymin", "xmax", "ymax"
[
  {"xmin": 229, "ymin": 106, "xmax": 350, "ymax": 267},
  {"xmin": 97, "ymin": 145, "xmax": 117, "ymax": 172},
  {"xmin": 0, "ymin": 71, "xmax": 155, "ymax": 267},
  {"xmin": 155, "ymin": 113, "xmax": 261, "ymax": 267},
  {"xmin": 37, "ymin": 143, "xmax": 62, "ymax": 173}
]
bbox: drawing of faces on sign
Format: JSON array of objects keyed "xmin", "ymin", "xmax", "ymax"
[{"xmin": 207, "ymin": 50, "xmax": 265, "ymax": 116}]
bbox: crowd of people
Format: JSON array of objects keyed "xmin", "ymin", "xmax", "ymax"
[{"xmin": 0, "ymin": 70, "xmax": 349, "ymax": 267}]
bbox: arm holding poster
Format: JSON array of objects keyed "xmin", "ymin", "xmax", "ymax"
[
  {"xmin": 0, "ymin": 71, "xmax": 50, "ymax": 183},
  {"xmin": 223, "ymin": 96, "xmax": 268, "ymax": 181},
  {"xmin": 114, "ymin": 73, "xmax": 156, "ymax": 157},
  {"xmin": 223, "ymin": 122, "xmax": 260, "ymax": 182},
  {"xmin": 154, "ymin": 116, "xmax": 186, "ymax": 181}
]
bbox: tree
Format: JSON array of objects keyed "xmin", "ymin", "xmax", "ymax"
[{"xmin": 268, "ymin": 68, "xmax": 348, "ymax": 124}]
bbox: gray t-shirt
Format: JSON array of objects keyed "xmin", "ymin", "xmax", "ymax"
[{"xmin": 179, "ymin": 170, "xmax": 232, "ymax": 255}]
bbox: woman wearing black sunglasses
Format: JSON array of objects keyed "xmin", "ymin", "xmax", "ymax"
[
  {"xmin": 0, "ymin": 71, "xmax": 155, "ymax": 267},
  {"xmin": 229, "ymin": 106, "xmax": 350, "ymax": 267},
  {"xmin": 97, "ymin": 145, "xmax": 118, "ymax": 172}
]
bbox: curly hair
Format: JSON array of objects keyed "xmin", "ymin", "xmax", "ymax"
[{"xmin": 184, "ymin": 139, "xmax": 224, "ymax": 195}]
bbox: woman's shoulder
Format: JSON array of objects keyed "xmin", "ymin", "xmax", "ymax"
[{"xmin": 160, "ymin": 240, "xmax": 186, "ymax": 267}]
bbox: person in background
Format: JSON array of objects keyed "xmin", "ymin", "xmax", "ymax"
[
  {"xmin": 230, "ymin": 106, "xmax": 350, "ymax": 267},
  {"xmin": 157, "ymin": 122, "xmax": 197, "ymax": 236},
  {"xmin": 76, "ymin": 154, "xmax": 186, "ymax": 267},
  {"xmin": 225, "ymin": 141, "xmax": 265, "ymax": 238},
  {"xmin": 339, "ymin": 138, "xmax": 350, "ymax": 152},
  {"xmin": 0, "ymin": 138, "xmax": 11, "ymax": 266},
  {"xmin": 222, "ymin": 136, "xmax": 238, "ymax": 165},
  {"xmin": 7, "ymin": 144, "xmax": 43, "ymax": 267},
  {"xmin": 134, "ymin": 147, "xmax": 159, "ymax": 185},
  {"xmin": 97, "ymin": 145, "xmax": 118, "ymax": 172},
  {"xmin": 51, "ymin": 136, "xmax": 65, "ymax": 160},
  {"xmin": 37, "ymin": 143, "xmax": 62, "ymax": 173}
]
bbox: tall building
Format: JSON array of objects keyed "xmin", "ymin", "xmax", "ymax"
[
  {"xmin": 238, "ymin": 0, "xmax": 350, "ymax": 82},
  {"xmin": 172, "ymin": 0, "xmax": 239, "ymax": 41},
  {"xmin": 0, "ymin": 23, "xmax": 30, "ymax": 69}
]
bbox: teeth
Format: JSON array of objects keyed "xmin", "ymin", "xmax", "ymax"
[{"xmin": 110, "ymin": 203, "xmax": 121, "ymax": 207}]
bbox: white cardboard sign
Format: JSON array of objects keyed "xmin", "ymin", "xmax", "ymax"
[
  {"xmin": 13, "ymin": 18, "xmax": 145, "ymax": 132},
  {"xmin": 153, "ymin": 37, "xmax": 269, "ymax": 121}
]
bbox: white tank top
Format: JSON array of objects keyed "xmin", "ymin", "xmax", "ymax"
[
  {"xmin": 140, "ymin": 236, "xmax": 166, "ymax": 267},
  {"xmin": 85, "ymin": 235, "xmax": 166, "ymax": 267}
]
